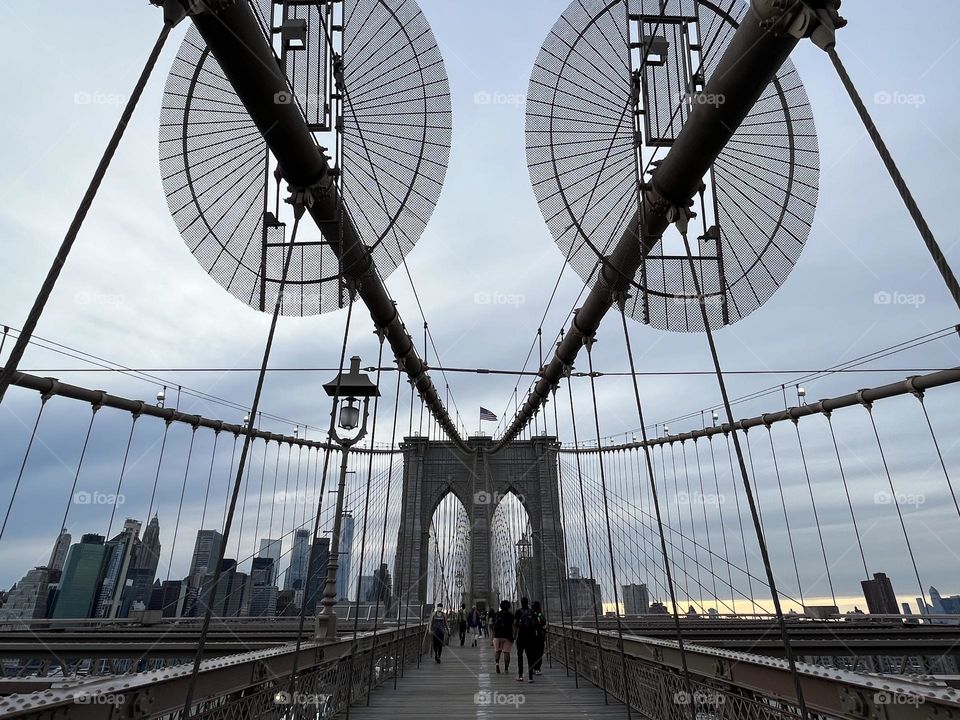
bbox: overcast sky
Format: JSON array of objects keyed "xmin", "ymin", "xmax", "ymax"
[{"xmin": 1, "ymin": 0, "xmax": 959, "ymax": 611}]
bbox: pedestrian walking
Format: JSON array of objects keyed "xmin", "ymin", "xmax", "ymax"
[
  {"xmin": 530, "ymin": 600, "xmax": 547, "ymax": 675},
  {"xmin": 513, "ymin": 597, "xmax": 536, "ymax": 682},
  {"xmin": 425, "ymin": 603, "xmax": 449, "ymax": 663},
  {"xmin": 468, "ymin": 605, "xmax": 481, "ymax": 646},
  {"xmin": 492, "ymin": 600, "xmax": 515, "ymax": 675},
  {"xmin": 458, "ymin": 604, "xmax": 468, "ymax": 646}
]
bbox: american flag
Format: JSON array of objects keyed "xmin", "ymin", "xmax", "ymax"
[{"xmin": 479, "ymin": 407, "xmax": 498, "ymax": 422}]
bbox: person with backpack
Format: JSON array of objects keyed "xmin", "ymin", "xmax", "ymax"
[
  {"xmin": 467, "ymin": 605, "xmax": 481, "ymax": 646},
  {"xmin": 425, "ymin": 603, "xmax": 449, "ymax": 663},
  {"xmin": 530, "ymin": 600, "xmax": 547, "ymax": 675},
  {"xmin": 457, "ymin": 604, "xmax": 468, "ymax": 646},
  {"xmin": 513, "ymin": 597, "xmax": 536, "ymax": 682},
  {"xmin": 492, "ymin": 600, "xmax": 515, "ymax": 674}
]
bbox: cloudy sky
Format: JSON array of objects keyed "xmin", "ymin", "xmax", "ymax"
[{"xmin": 0, "ymin": 0, "xmax": 959, "ymax": 612}]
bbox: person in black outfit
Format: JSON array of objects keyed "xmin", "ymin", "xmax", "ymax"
[
  {"xmin": 530, "ymin": 600, "xmax": 546, "ymax": 675},
  {"xmin": 458, "ymin": 604, "xmax": 468, "ymax": 646},
  {"xmin": 426, "ymin": 603, "xmax": 449, "ymax": 663},
  {"xmin": 513, "ymin": 597, "xmax": 536, "ymax": 682}
]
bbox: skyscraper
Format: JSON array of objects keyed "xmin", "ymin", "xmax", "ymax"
[
  {"xmin": 373, "ymin": 563, "xmax": 392, "ymax": 607},
  {"xmin": 248, "ymin": 556, "xmax": 278, "ymax": 616},
  {"xmin": 123, "ymin": 515, "xmax": 161, "ymax": 614},
  {"xmin": 53, "ymin": 534, "xmax": 107, "ymax": 619},
  {"xmin": 861, "ymin": 572, "xmax": 899, "ymax": 615},
  {"xmin": 47, "ymin": 528, "xmax": 71, "ymax": 574},
  {"xmin": 336, "ymin": 513, "xmax": 355, "ymax": 601},
  {"xmin": 0, "ymin": 567, "xmax": 51, "ymax": 622},
  {"xmin": 258, "ymin": 538, "xmax": 282, "ymax": 585},
  {"xmin": 304, "ymin": 537, "xmax": 330, "ymax": 613},
  {"xmin": 622, "ymin": 583, "xmax": 650, "ymax": 615},
  {"xmin": 196, "ymin": 559, "xmax": 248, "ymax": 617},
  {"xmin": 93, "ymin": 519, "xmax": 141, "ymax": 618},
  {"xmin": 189, "ymin": 530, "xmax": 224, "ymax": 579},
  {"xmin": 284, "ymin": 530, "xmax": 311, "ymax": 592}
]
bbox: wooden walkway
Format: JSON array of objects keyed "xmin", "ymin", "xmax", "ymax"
[{"xmin": 346, "ymin": 637, "xmax": 628, "ymax": 719}]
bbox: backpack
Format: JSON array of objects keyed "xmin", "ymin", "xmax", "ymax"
[
  {"xmin": 493, "ymin": 611, "xmax": 512, "ymax": 636},
  {"xmin": 516, "ymin": 607, "xmax": 534, "ymax": 632},
  {"xmin": 431, "ymin": 612, "xmax": 446, "ymax": 636}
]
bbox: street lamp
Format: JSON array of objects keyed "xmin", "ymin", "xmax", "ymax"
[{"xmin": 316, "ymin": 356, "xmax": 379, "ymax": 638}]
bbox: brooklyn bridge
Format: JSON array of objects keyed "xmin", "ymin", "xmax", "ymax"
[{"xmin": 0, "ymin": 0, "xmax": 959, "ymax": 718}]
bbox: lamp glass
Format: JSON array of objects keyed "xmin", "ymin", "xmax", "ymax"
[{"xmin": 339, "ymin": 398, "xmax": 360, "ymax": 431}]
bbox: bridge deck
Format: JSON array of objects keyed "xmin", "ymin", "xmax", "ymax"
[{"xmin": 346, "ymin": 636, "xmax": 627, "ymax": 719}]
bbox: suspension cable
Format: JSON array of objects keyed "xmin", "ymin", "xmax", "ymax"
[
  {"xmin": 617, "ymin": 307, "xmax": 695, "ymax": 716},
  {"xmin": 679, "ymin": 227, "xmax": 809, "ymax": 720},
  {"xmin": 182, "ymin": 209, "xmax": 305, "ymax": 718}
]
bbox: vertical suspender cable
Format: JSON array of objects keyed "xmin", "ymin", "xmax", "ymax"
[
  {"xmin": 183, "ymin": 210, "xmax": 304, "ymax": 718},
  {"xmin": 368, "ymin": 368, "xmax": 403, "ymax": 701},
  {"xmin": 618, "ymin": 308, "xmax": 695, "ymax": 718},
  {"xmin": 565, "ymin": 376, "xmax": 608, "ymax": 703},
  {"xmin": 793, "ymin": 420, "xmax": 836, "ymax": 607},
  {"xmin": 679, "ymin": 229, "xmax": 809, "ymax": 720},
  {"xmin": 766, "ymin": 426, "xmax": 805, "ymax": 609},
  {"xmin": 585, "ymin": 345, "xmax": 632, "ymax": 719},
  {"xmin": 0, "ymin": 397, "xmax": 49, "ymax": 544}
]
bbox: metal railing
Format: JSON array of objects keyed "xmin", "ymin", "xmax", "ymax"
[
  {"xmin": 548, "ymin": 625, "xmax": 960, "ymax": 720},
  {"xmin": 0, "ymin": 624, "xmax": 424, "ymax": 719}
]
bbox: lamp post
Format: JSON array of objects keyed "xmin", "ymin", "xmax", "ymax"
[{"xmin": 316, "ymin": 356, "xmax": 379, "ymax": 639}]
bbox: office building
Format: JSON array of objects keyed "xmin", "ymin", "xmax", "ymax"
[
  {"xmin": 0, "ymin": 567, "xmax": 51, "ymax": 622},
  {"xmin": 861, "ymin": 572, "xmax": 899, "ymax": 615},
  {"xmin": 304, "ymin": 537, "xmax": 330, "ymax": 613},
  {"xmin": 622, "ymin": 583, "xmax": 650, "ymax": 615},
  {"xmin": 53, "ymin": 534, "xmax": 107, "ymax": 619},
  {"xmin": 94, "ymin": 519, "xmax": 141, "ymax": 618},
  {"xmin": 248, "ymin": 556, "xmax": 278, "ymax": 616},
  {"xmin": 336, "ymin": 513, "xmax": 355, "ymax": 601},
  {"xmin": 47, "ymin": 528, "xmax": 71, "ymax": 573},
  {"xmin": 284, "ymin": 530, "xmax": 311, "ymax": 592}
]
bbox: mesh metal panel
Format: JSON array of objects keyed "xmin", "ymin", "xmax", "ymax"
[
  {"xmin": 159, "ymin": 25, "xmax": 271, "ymax": 313},
  {"xmin": 526, "ymin": 0, "xmax": 819, "ymax": 332},
  {"xmin": 160, "ymin": 0, "xmax": 450, "ymax": 317},
  {"xmin": 340, "ymin": 0, "xmax": 452, "ymax": 272}
]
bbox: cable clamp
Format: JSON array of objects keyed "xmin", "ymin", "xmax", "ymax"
[
  {"xmin": 905, "ymin": 376, "xmax": 925, "ymax": 401},
  {"xmin": 856, "ymin": 389, "xmax": 873, "ymax": 411},
  {"xmin": 40, "ymin": 379, "xmax": 60, "ymax": 404},
  {"xmin": 750, "ymin": 0, "xmax": 846, "ymax": 50},
  {"xmin": 132, "ymin": 402, "xmax": 145, "ymax": 421}
]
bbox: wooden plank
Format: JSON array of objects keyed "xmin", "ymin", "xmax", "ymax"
[{"xmin": 344, "ymin": 637, "xmax": 628, "ymax": 719}]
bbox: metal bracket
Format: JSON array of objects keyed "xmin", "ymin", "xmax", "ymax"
[{"xmin": 750, "ymin": 0, "xmax": 847, "ymax": 50}]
